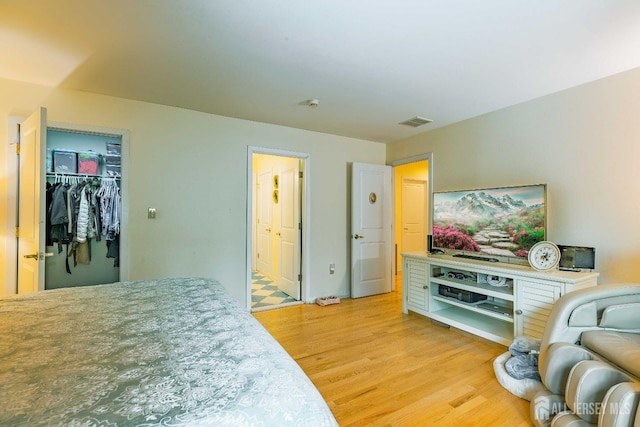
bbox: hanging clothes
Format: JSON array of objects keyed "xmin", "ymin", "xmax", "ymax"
[
  {"xmin": 96, "ymin": 178, "xmax": 121, "ymax": 267},
  {"xmin": 74, "ymin": 182, "xmax": 93, "ymax": 265},
  {"xmin": 97, "ymin": 178, "xmax": 120, "ymax": 240},
  {"xmin": 76, "ymin": 185, "xmax": 90, "ymax": 242},
  {"xmin": 48, "ymin": 181, "xmax": 72, "ymax": 252},
  {"xmin": 45, "ymin": 175, "xmax": 121, "ymax": 272},
  {"xmin": 46, "ymin": 182, "xmax": 54, "ymax": 247},
  {"xmin": 66, "ymin": 181, "xmax": 83, "ymax": 268}
]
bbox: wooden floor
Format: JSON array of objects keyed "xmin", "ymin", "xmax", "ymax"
[{"xmin": 253, "ymin": 278, "xmax": 531, "ymax": 426}]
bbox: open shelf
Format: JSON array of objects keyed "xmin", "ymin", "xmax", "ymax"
[
  {"xmin": 430, "ymin": 277, "xmax": 513, "ymax": 301},
  {"xmin": 402, "ymin": 252, "xmax": 599, "ymax": 345},
  {"xmin": 432, "ymin": 295, "xmax": 513, "ymax": 322},
  {"xmin": 428, "ymin": 306, "xmax": 514, "ymax": 346}
]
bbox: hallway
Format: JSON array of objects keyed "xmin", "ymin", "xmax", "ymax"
[{"xmin": 251, "ymin": 271, "xmax": 297, "ymax": 310}]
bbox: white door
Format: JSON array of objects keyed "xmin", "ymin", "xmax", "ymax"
[
  {"xmin": 401, "ymin": 178, "xmax": 427, "ymax": 253},
  {"xmin": 17, "ymin": 107, "xmax": 47, "ymax": 294},
  {"xmin": 277, "ymin": 162, "xmax": 301, "ymax": 299},
  {"xmin": 256, "ymin": 170, "xmax": 273, "ymax": 276},
  {"xmin": 351, "ymin": 162, "xmax": 392, "ymax": 298}
]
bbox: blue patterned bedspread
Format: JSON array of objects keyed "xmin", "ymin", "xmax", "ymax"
[{"xmin": 0, "ymin": 278, "xmax": 338, "ymax": 426}]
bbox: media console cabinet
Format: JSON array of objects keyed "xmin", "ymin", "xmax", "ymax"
[{"xmin": 401, "ymin": 252, "xmax": 599, "ymax": 346}]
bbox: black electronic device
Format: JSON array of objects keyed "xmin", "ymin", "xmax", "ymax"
[
  {"xmin": 452, "ymin": 253, "xmax": 499, "ymax": 263},
  {"xmin": 558, "ymin": 245, "xmax": 595, "ymax": 271},
  {"xmin": 438, "ymin": 285, "xmax": 487, "ymax": 303},
  {"xmin": 476, "ymin": 302, "xmax": 512, "ymax": 317},
  {"xmin": 427, "ymin": 234, "xmax": 444, "ymax": 254}
]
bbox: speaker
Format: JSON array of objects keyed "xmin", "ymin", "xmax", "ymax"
[
  {"xmin": 558, "ymin": 245, "xmax": 595, "ymax": 270},
  {"xmin": 427, "ymin": 234, "xmax": 433, "ymax": 253}
]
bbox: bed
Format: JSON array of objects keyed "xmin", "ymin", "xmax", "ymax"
[{"xmin": 0, "ymin": 277, "xmax": 338, "ymax": 426}]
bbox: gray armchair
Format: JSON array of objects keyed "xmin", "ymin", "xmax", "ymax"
[{"xmin": 531, "ymin": 283, "xmax": 640, "ymax": 426}]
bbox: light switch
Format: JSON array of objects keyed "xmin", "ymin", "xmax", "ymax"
[
  {"xmin": 148, "ymin": 207, "xmax": 157, "ymax": 219},
  {"xmin": 329, "ymin": 263, "xmax": 335, "ymax": 274}
]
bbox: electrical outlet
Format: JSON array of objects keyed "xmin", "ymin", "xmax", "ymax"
[
  {"xmin": 148, "ymin": 207, "xmax": 157, "ymax": 219},
  {"xmin": 329, "ymin": 263, "xmax": 335, "ymax": 274}
]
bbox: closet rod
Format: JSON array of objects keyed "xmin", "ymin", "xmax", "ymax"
[{"xmin": 46, "ymin": 172, "xmax": 120, "ymax": 179}]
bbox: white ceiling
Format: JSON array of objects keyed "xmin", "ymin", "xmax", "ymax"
[{"xmin": 2, "ymin": 0, "xmax": 640, "ymax": 143}]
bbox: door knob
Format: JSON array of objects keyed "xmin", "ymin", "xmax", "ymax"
[
  {"xmin": 23, "ymin": 252, "xmax": 53, "ymax": 260},
  {"xmin": 266, "ymin": 227, "xmax": 271, "ymax": 232},
  {"xmin": 353, "ymin": 234, "xmax": 365, "ymax": 239}
]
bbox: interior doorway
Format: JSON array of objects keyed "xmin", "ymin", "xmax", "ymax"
[
  {"xmin": 247, "ymin": 148, "xmax": 308, "ymax": 311},
  {"xmin": 5, "ymin": 112, "xmax": 129, "ymax": 295},
  {"xmin": 392, "ymin": 155, "xmax": 431, "ymax": 278},
  {"xmin": 44, "ymin": 128, "xmax": 123, "ymax": 289}
]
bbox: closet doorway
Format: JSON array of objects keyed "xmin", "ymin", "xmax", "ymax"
[
  {"xmin": 7, "ymin": 109, "xmax": 129, "ymax": 294},
  {"xmin": 44, "ymin": 128, "xmax": 123, "ymax": 289},
  {"xmin": 247, "ymin": 148, "xmax": 308, "ymax": 311}
]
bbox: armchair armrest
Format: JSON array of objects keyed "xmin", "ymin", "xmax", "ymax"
[{"xmin": 539, "ymin": 283, "xmax": 640, "ymax": 368}]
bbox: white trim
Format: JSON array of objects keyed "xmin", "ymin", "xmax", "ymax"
[
  {"xmin": 4, "ymin": 116, "xmax": 130, "ymax": 295},
  {"xmin": 388, "ymin": 152, "xmax": 434, "ymax": 234},
  {"xmin": 246, "ymin": 146, "xmax": 311, "ymax": 311},
  {"xmin": 388, "ymin": 152, "xmax": 432, "ymax": 167},
  {"xmin": 5, "ymin": 117, "xmax": 21, "ymax": 294},
  {"xmin": 388, "ymin": 152, "xmax": 434, "ymax": 281}
]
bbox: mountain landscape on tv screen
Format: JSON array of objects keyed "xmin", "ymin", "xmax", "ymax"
[{"xmin": 433, "ymin": 190, "xmax": 545, "ymax": 257}]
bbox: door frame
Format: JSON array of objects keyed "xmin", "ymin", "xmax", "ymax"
[
  {"xmin": 4, "ymin": 116, "xmax": 130, "ymax": 295},
  {"xmin": 246, "ymin": 146, "xmax": 310, "ymax": 310},
  {"xmin": 389, "ymin": 152, "xmax": 434, "ymax": 278}
]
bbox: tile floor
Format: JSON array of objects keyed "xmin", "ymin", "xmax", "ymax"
[{"xmin": 251, "ymin": 271, "xmax": 298, "ymax": 309}]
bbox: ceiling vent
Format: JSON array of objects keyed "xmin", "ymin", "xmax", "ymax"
[{"xmin": 399, "ymin": 116, "xmax": 433, "ymax": 127}]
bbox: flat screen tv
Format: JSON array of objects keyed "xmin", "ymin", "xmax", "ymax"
[{"xmin": 432, "ymin": 184, "xmax": 546, "ymax": 261}]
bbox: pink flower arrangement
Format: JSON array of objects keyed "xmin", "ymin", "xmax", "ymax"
[{"xmin": 433, "ymin": 224, "xmax": 481, "ymax": 252}]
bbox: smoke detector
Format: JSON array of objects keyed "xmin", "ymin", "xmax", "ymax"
[
  {"xmin": 399, "ymin": 116, "xmax": 433, "ymax": 127},
  {"xmin": 307, "ymin": 99, "xmax": 320, "ymax": 107}
]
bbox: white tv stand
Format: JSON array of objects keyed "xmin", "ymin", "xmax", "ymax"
[{"xmin": 401, "ymin": 252, "xmax": 599, "ymax": 346}]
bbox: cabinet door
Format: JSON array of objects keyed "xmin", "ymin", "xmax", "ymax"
[
  {"xmin": 406, "ymin": 258, "xmax": 428, "ymax": 314},
  {"xmin": 515, "ymin": 279, "xmax": 562, "ymax": 339}
]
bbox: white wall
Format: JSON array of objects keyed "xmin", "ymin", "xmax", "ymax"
[
  {"xmin": 387, "ymin": 67, "xmax": 640, "ymax": 285},
  {"xmin": 0, "ymin": 78, "xmax": 386, "ymax": 302}
]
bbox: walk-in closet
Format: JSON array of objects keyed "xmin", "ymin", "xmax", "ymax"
[{"xmin": 45, "ymin": 129, "xmax": 122, "ymax": 289}]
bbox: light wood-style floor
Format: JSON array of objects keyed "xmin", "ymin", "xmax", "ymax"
[{"xmin": 253, "ymin": 277, "xmax": 531, "ymax": 426}]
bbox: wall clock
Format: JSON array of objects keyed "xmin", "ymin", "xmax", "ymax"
[{"xmin": 528, "ymin": 241, "xmax": 561, "ymax": 271}]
